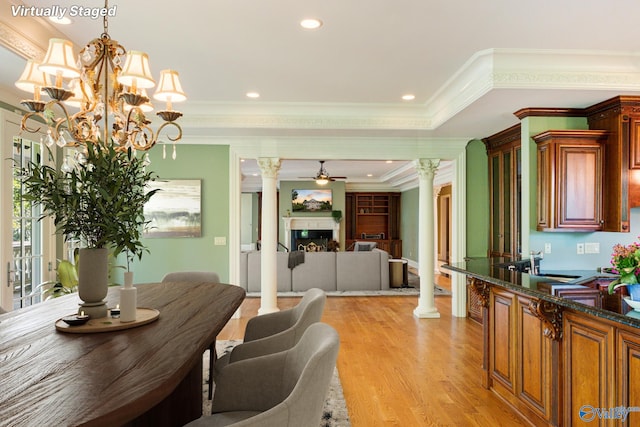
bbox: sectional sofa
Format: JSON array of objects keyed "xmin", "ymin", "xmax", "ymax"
[{"xmin": 239, "ymin": 249, "xmax": 391, "ymax": 292}]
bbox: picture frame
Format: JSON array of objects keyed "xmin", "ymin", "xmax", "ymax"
[
  {"xmin": 291, "ymin": 189, "xmax": 333, "ymax": 212},
  {"xmin": 143, "ymin": 179, "xmax": 202, "ymax": 238}
]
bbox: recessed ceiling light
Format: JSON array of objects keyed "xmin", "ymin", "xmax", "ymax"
[
  {"xmin": 300, "ymin": 18, "xmax": 323, "ymax": 30},
  {"xmin": 386, "ymin": 160, "xmax": 393, "ymax": 164},
  {"xmin": 367, "ymin": 174, "xmax": 373, "ymax": 177},
  {"xmin": 402, "ymin": 94, "xmax": 415, "ymax": 101},
  {"xmin": 246, "ymin": 92, "xmax": 260, "ymax": 99}
]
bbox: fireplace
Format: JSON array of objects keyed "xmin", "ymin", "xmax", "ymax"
[
  {"xmin": 282, "ymin": 217, "xmax": 339, "ymax": 251},
  {"xmin": 291, "ymin": 229, "xmax": 333, "ymax": 251}
]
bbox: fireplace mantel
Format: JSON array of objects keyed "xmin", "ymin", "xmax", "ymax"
[{"xmin": 282, "ymin": 216, "xmax": 339, "ymax": 250}]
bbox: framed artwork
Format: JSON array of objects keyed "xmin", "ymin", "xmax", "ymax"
[
  {"xmin": 143, "ymin": 179, "xmax": 202, "ymax": 238},
  {"xmin": 291, "ymin": 189, "xmax": 333, "ymax": 212}
]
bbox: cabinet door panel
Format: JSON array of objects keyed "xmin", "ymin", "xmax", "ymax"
[
  {"xmin": 618, "ymin": 330, "xmax": 640, "ymax": 426},
  {"xmin": 558, "ymin": 146, "xmax": 602, "ymax": 227},
  {"xmin": 517, "ymin": 297, "xmax": 552, "ymax": 418},
  {"xmin": 491, "ymin": 291, "xmax": 515, "ymax": 391},
  {"xmin": 564, "ymin": 312, "xmax": 614, "ymax": 426}
]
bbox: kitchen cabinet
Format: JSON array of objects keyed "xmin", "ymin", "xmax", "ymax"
[
  {"xmin": 489, "ymin": 287, "xmax": 556, "ymax": 426},
  {"xmin": 563, "ymin": 311, "xmax": 615, "ymax": 426},
  {"xmin": 585, "ymin": 96, "xmax": 640, "ymax": 232},
  {"xmin": 533, "ymin": 130, "xmax": 608, "ymax": 232},
  {"xmin": 483, "ymin": 124, "xmax": 521, "ymax": 258}
]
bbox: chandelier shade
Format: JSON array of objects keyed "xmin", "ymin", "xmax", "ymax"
[
  {"xmin": 15, "ymin": 60, "xmax": 50, "ymax": 95},
  {"xmin": 154, "ymin": 70, "xmax": 187, "ymax": 103},
  {"xmin": 15, "ymin": 0, "xmax": 186, "ymax": 154},
  {"xmin": 118, "ymin": 51, "xmax": 155, "ymax": 90},
  {"xmin": 39, "ymin": 38, "xmax": 80, "ymax": 80}
]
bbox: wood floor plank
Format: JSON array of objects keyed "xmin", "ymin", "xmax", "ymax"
[{"xmin": 217, "ymin": 277, "xmax": 529, "ymax": 427}]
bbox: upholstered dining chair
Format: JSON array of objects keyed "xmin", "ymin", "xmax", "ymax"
[
  {"xmin": 185, "ymin": 322, "xmax": 340, "ymax": 427},
  {"xmin": 161, "ymin": 271, "xmax": 221, "ymax": 399},
  {"xmin": 214, "ymin": 287, "xmax": 326, "ymax": 374}
]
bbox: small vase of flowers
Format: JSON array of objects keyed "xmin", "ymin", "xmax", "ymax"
[{"xmin": 608, "ymin": 240, "xmax": 640, "ymax": 300}]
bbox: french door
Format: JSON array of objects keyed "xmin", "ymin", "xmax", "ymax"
[{"xmin": 1, "ymin": 111, "xmax": 55, "ymax": 311}]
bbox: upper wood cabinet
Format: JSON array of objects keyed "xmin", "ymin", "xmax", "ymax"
[
  {"xmin": 483, "ymin": 125, "xmax": 521, "ymax": 258},
  {"xmin": 533, "ymin": 130, "xmax": 608, "ymax": 232},
  {"xmin": 585, "ymin": 96, "xmax": 640, "ymax": 232}
]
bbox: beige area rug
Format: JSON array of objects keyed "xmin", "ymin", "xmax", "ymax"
[{"xmin": 201, "ymin": 340, "xmax": 351, "ymax": 427}]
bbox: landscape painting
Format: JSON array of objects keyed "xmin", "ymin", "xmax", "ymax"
[
  {"xmin": 143, "ymin": 179, "xmax": 202, "ymax": 238},
  {"xmin": 292, "ymin": 189, "xmax": 333, "ymax": 212}
]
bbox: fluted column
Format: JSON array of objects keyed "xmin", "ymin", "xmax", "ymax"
[
  {"xmin": 257, "ymin": 157, "xmax": 281, "ymax": 315},
  {"xmin": 414, "ymin": 159, "xmax": 441, "ymax": 319}
]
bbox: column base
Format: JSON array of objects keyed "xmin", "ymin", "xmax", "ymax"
[{"xmin": 413, "ymin": 307, "xmax": 441, "ymax": 319}]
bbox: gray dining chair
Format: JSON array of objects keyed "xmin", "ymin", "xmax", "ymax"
[
  {"xmin": 161, "ymin": 271, "xmax": 221, "ymax": 399},
  {"xmin": 185, "ymin": 322, "xmax": 340, "ymax": 427},
  {"xmin": 214, "ymin": 288, "xmax": 326, "ymax": 373}
]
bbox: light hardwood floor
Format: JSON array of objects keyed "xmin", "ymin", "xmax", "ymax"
[{"xmin": 217, "ymin": 276, "xmax": 528, "ymax": 427}]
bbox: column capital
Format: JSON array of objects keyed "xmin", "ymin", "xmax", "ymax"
[
  {"xmin": 257, "ymin": 157, "xmax": 281, "ymax": 179},
  {"xmin": 414, "ymin": 158, "xmax": 440, "ymax": 179}
]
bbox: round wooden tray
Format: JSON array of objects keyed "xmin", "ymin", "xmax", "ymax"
[{"xmin": 55, "ymin": 308, "xmax": 160, "ymax": 334}]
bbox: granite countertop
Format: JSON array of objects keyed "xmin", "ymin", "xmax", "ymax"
[{"xmin": 442, "ymin": 257, "xmax": 640, "ymax": 329}]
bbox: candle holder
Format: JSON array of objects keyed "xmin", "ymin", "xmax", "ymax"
[{"xmin": 62, "ymin": 313, "xmax": 90, "ymax": 326}]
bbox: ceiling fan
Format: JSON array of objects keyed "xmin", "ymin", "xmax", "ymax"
[{"xmin": 300, "ymin": 161, "xmax": 347, "ymax": 185}]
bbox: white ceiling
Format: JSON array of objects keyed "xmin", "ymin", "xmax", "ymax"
[{"xmin": 2, "ymin": 0, "xmax": 640, "ymax": 191}]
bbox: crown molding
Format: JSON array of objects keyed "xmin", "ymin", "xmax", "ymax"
[{"xmin": 178, "ymin": 48, "xmax": 640, "ymax": 136}]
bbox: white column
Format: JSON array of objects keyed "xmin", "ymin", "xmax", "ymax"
[
  {"xmin": 413, "ymin": 158, "xmax": 441, "ymax": 319},
  {"xmin": 433, "ymin": 186, "xmax": 442, "ymax": 275},
  {"xmin": 257, "ymin": 157, "xmax": 281, "ymax": 315}
]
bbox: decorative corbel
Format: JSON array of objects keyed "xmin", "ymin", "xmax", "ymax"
[
  {"xmin": 528, "ymin": 299, "xmax": 563, "ymax": 341},
  {"xmin": 468, "ymin": 277, "xmax": 491, "ymax": 308}
]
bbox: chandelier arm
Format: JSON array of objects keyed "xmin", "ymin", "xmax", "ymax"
[
  {"xmin": 156, "ymin": 122, "xmax": 183, "ymax": 143},
  {"xmin": 50, "ymin": 101, "xmax": 74, "ymax": 137},
  {"xmin": 20, "ymin": 112, "xmax": 44, "ymax": 134}
]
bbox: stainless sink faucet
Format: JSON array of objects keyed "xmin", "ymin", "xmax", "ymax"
[{"xmin": 530, "ymin": 250, "xmax": 543, "ymax": 275}]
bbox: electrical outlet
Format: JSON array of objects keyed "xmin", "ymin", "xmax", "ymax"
[
  {"xmin": 577, "ymin": 243, "xmax": 585, "ymax": 255},
  {"xmin": 544, "ymin": 243, "xmax": 552, "ymax": 254},
  {"xmin": 585, "ymin": 242, "xmax": 600, "ymax": 254}
]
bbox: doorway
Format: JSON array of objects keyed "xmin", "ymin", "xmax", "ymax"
[{"xmin": 437, "ymin": 185, "xmax": 452, "ymax": 275}]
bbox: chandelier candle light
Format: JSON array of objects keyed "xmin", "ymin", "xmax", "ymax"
[{"xmin": 15, "ymin": 0, "xmax": 186, "ymax": 157}]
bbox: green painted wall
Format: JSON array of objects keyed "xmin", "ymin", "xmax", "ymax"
[
  {"xmin": 466, "ymin": 139, "xmax": 489, "ymax": 257},
  {"xmin": 127, "ymin": 144, "xmax": 230, "ymax": 283},
  {"xmin": 401, "ymin": 187, "xmax": 419, "ymax": 261},
  {"xmin": 278, "ymin": 180, "xmax": 346, "ymax": 249}
]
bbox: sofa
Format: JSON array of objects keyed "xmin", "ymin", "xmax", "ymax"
[{"xmin": 239, "ymin": 249, "xmax": 391, "ymax": 292}]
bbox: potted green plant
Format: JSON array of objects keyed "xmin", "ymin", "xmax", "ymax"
[
  {"xmin": 21, "ymin": 143, "xmax": 158, "ymax": 318},
  {"xmin": 40, "ymin": 258, "xmax": 78, "ymax": 299},
  {"xmin": 608, "ymin": 240, "xmax": 640, "ymax": 300},
  {"xmin": 331, "ymin": 210, "xmax": 342, "ymax": 223}
]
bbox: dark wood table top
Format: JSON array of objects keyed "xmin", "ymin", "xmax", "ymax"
[{"xmin": 0, "ymin": 281, "xmax": 245, "ymax": 427}]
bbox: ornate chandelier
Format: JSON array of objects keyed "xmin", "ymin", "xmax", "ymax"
[{"xmin": 14, "ymin": 1, "xmax": 186, "ymax": 158}]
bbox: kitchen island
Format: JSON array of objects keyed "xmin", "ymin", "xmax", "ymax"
[{"xmin": 443, "ymin": 258, "xmax": 640, "ymax": 426}]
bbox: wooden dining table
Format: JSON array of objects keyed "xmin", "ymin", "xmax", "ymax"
[{"xmin": 0, "ymin": 281, "xmax": 245, "ymax": 427}]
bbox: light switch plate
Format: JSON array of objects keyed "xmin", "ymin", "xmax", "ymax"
[
  {"xmin": 544, "ymin": 243, "xmax": 552, "ymax": 254},
  {"xmin": 214, "ymin": 236, "xmax": 226, "ymax": 246}
]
